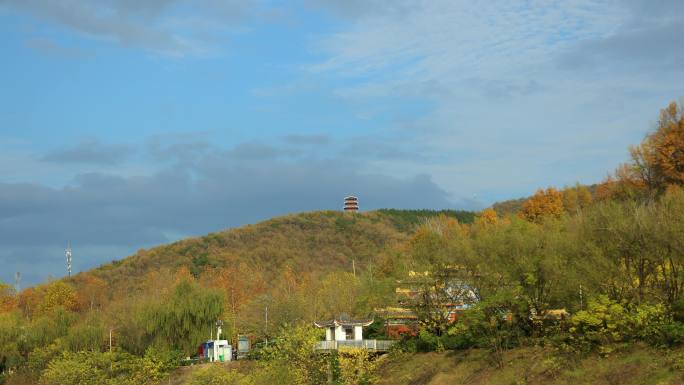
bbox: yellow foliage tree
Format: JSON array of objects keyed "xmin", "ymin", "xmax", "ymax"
[
  {"xmin": 519, "ymin": 187, "xmax": 564, "ymax": 223},
  {"xmin": 337, "ymin": 346, "xmax": 378, "ymax": 385},
  {"xmin": 37, "ymin": 281, "xmax": 78, "ymax": 315},
  {"xmin": 577, "ymin": 185, "xmax": 593, "ymax": 208},
  {"xmin": 475, "ymin": 208, "xmax": 499, "ymax": 226},
  {"xmin": 562, "ymin": 184, "xmax": 593, "ymax": 213},
  {"xmin": 562, "ymin": 187, "xmax": 579, "ymax": 213}
]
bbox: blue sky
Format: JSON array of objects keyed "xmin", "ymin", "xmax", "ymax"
[{"xmin": 1, "ymin": 0, "xmax": 683, "ymax": 286}]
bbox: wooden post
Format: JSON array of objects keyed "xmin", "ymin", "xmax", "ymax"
[{"xmin": 327, "ymin": 357, "xmax": 333, "ymax": 384}]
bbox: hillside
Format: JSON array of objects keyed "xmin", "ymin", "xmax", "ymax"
[
  {"xmin": 79, "ymin": 209, "xmax": 475, "ymax": 294},
  {"xmin": 375, "ymin": 345, "xmax": 684, "ymax": 385},
  {"xmin": 164, "ymin": 344, "xmax": 684, "ymax": 385}
]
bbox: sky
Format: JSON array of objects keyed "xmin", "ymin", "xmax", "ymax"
[{"xmin": 1, "ymin": 0, "xmax": 683, "ymax": 286}]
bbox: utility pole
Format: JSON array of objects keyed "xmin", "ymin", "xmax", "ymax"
[
  {"xmin": 368, "ymin": 262, "xmax": 373, "ymax": 283},
  {"xmin": 579, "ymin": 284, "xmax": 583, "ymax": 310},
  {"xmin": 264, "ymin": 306, "xmax": 269, "ymax": 347},
  {"xmin": 352, "ymin": 259, "xmax": 356, "ymax": 277},
  {"xmin": 109, "ymin": 327, "xmax": 117, "ymax": 352}
]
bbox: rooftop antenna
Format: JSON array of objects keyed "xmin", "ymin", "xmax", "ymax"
[
  {"xmin": 65, "ymin": 242, "xmax": 73, "ymax": 277},
  {"xmin": 14, "ymin": 272, "xmax": 21, "ymax": 292},
  {"xmin": 216, "ymin": 320, "xmax": 223, "ymax": 340}
]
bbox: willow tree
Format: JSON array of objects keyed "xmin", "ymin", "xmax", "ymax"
[{"xmin": 144, "ymin": 279, "xmax": 224, "ymax": 354}]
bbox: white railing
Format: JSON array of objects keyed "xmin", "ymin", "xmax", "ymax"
[{"xmin": 314, "ymin": 339, "xmax": 396, "ymax": 351}]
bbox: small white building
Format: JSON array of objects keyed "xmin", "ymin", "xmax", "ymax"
[
  {"xmin": 315, "ymin": 315, "xmax": 372, "ymax": 342},
  {"xmin": 199, "ymin": 320, "xmax": 232, "ymax": 362},
  {"xmin": 313, "ymin": 315, "xmax": 395, "ymax": 352},
  {"xmin": 200, "ymin": 340, "xmax": 232, "ymax": 362}
]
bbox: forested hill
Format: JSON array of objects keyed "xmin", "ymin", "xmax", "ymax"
[{"xmin": 81, "ymin": 209, "xmax": 475, "ymax": 294}]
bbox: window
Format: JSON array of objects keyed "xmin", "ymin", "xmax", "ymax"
[{"xmin": 345, "ymin": 327, "xmax": 353, "ymax": 340}]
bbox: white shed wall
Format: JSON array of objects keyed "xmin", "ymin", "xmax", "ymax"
[{"xmin": 354, "ymin": 325, "xmax": 363, "ymax": 340}]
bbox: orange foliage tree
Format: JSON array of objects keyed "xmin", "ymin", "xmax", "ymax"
[
  {"xmin": 75, "ymin": 275, "xmax": 108, "ymax": 312},
  {"xmin": 606, "ymin": 101, "xmax": 684, "ymax": 199},
  {"xmin": 203, "ymin": 263, "xmax": 266, "ymax": 335},
  {"xmin": 475, "ymin": 208, "xmax": 499, "ymax": 226},
  {"xmin": 0, "ymin": 282, "xmax": 17, "ymax": 313},
  {"xmin": 519, "ymin": 187, "xmax": 564, "ymax": 223},
  {"xmin": 638, "ymin": 102, "xmax": 684, "ymax": 188}
]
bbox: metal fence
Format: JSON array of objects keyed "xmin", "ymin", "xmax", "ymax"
[{"xmin": 314, "ymin": 339, "xmax": 396, "ymax": 351}]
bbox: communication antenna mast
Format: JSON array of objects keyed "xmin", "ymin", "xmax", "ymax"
[
  {"xmin": 65, "ymin": 242, "xmax": 73, "ymax": 277},
  {"xmin": 14, "ymin": 272, "xmax": 21, "ymax": 292}
]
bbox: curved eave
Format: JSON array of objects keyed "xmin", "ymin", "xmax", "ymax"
[{"xmin": 314, "ymin": 319, "xmax": 373, "ymax": 328}]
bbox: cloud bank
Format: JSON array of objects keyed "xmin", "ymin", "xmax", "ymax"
[{"xmin": 0, "ymin": 137, "xmax": 465, "ymax": 286}]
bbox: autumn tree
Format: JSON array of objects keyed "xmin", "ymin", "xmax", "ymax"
[
  {"xmin": 652, "ymin": 102, "xmax": 684, "ymax": 187},
  {"xmin": 311, "ymin": 272, "xmax": 361, "ymax": 320},
  {"xmin": 609, "ymin": 101, "xmax": 684, "ymax": 199},
  {"xmin": 256, "ymin": 325, "xmax": 327, "ymax": 385},
  {"xmin": 473, "ymin": 216, "xmax": 574, "ymax": 318},
  {"xmin": 562, "ymin": 184, "xmax": 593, "ymax": 214},
  {"xmin": 0, "ymin": 282, "xmax": 17, "ymax": 313},
  {"xmin": 337, "ymin": 347, "xmax": 378, "ymax": 385},
  {"xmin": 519, "ymin": 187, "xmax": 564, "ymax": 223},
  {"xmin": 475, "ymin": 208, "xmax": 499, "ymax": 226},
  {"xmin": 407, "ymin": 216, "xmax": 484, "ymax": 335},
  {"xmin": 203, "ymin": 264, "xmax": 265, "ymax": 337},
  {"xmin": 37, "ymin": 281, "xmax": 78, "ymax": 316},
  {"xmin": 18, "ymin": 287, "xmax": 41, "ymax": 318},
  {"xmin": 0, "ymin": 311, "xmax": 22, "ymax": 374},
  {"xmin": 75, "ymin": 275, "xmax": 107, "ymax": 313}
]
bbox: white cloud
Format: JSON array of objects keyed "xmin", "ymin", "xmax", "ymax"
[
  {"xmin": 1, "ymin": 0, "xmax": 259, "ymax": 56},
  {"xmin": 308, "ymin": 0, "xmax": 684, "ymax": 201}
]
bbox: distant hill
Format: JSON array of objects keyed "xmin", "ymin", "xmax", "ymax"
[{"xmin": 80, "ymin": 209, "xmax": 475, "ymax": 295}]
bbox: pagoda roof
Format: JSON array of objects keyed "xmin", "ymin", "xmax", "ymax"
[{"xmin": 314, "ymin": 315, "xmax": 373, "ymax": 328}]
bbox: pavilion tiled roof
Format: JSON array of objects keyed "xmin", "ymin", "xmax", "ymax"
[{"xmin": 314, "ymin": 315, "xmax": 373, "ymax": 328}]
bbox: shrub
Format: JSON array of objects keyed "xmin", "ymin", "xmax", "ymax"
[
  {"xmin": 39, "ymin": 350, "xmax": 172, "ymax": 385},
  {"xmin": 184, "ymin": 365, "xmax": 252, "ymax": 385},
  {"xmin": 563, "ymin": 295, "xmax": 671, "ymax": 353},
  {"xmin": 660, "ymin": 322, "xmax": 684, "ymax": 346},
  {"xmin": 416, "ymin": 329, "xmax": 442, "ymax": 352},
  {"xmin": 337, "ymin": 347, "xmax": 378, "ymax": 385}
]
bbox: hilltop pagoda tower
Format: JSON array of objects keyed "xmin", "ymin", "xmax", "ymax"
[{"xmin": 344, "ymin": 196, "xmax": 359, "ymax": 212}]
